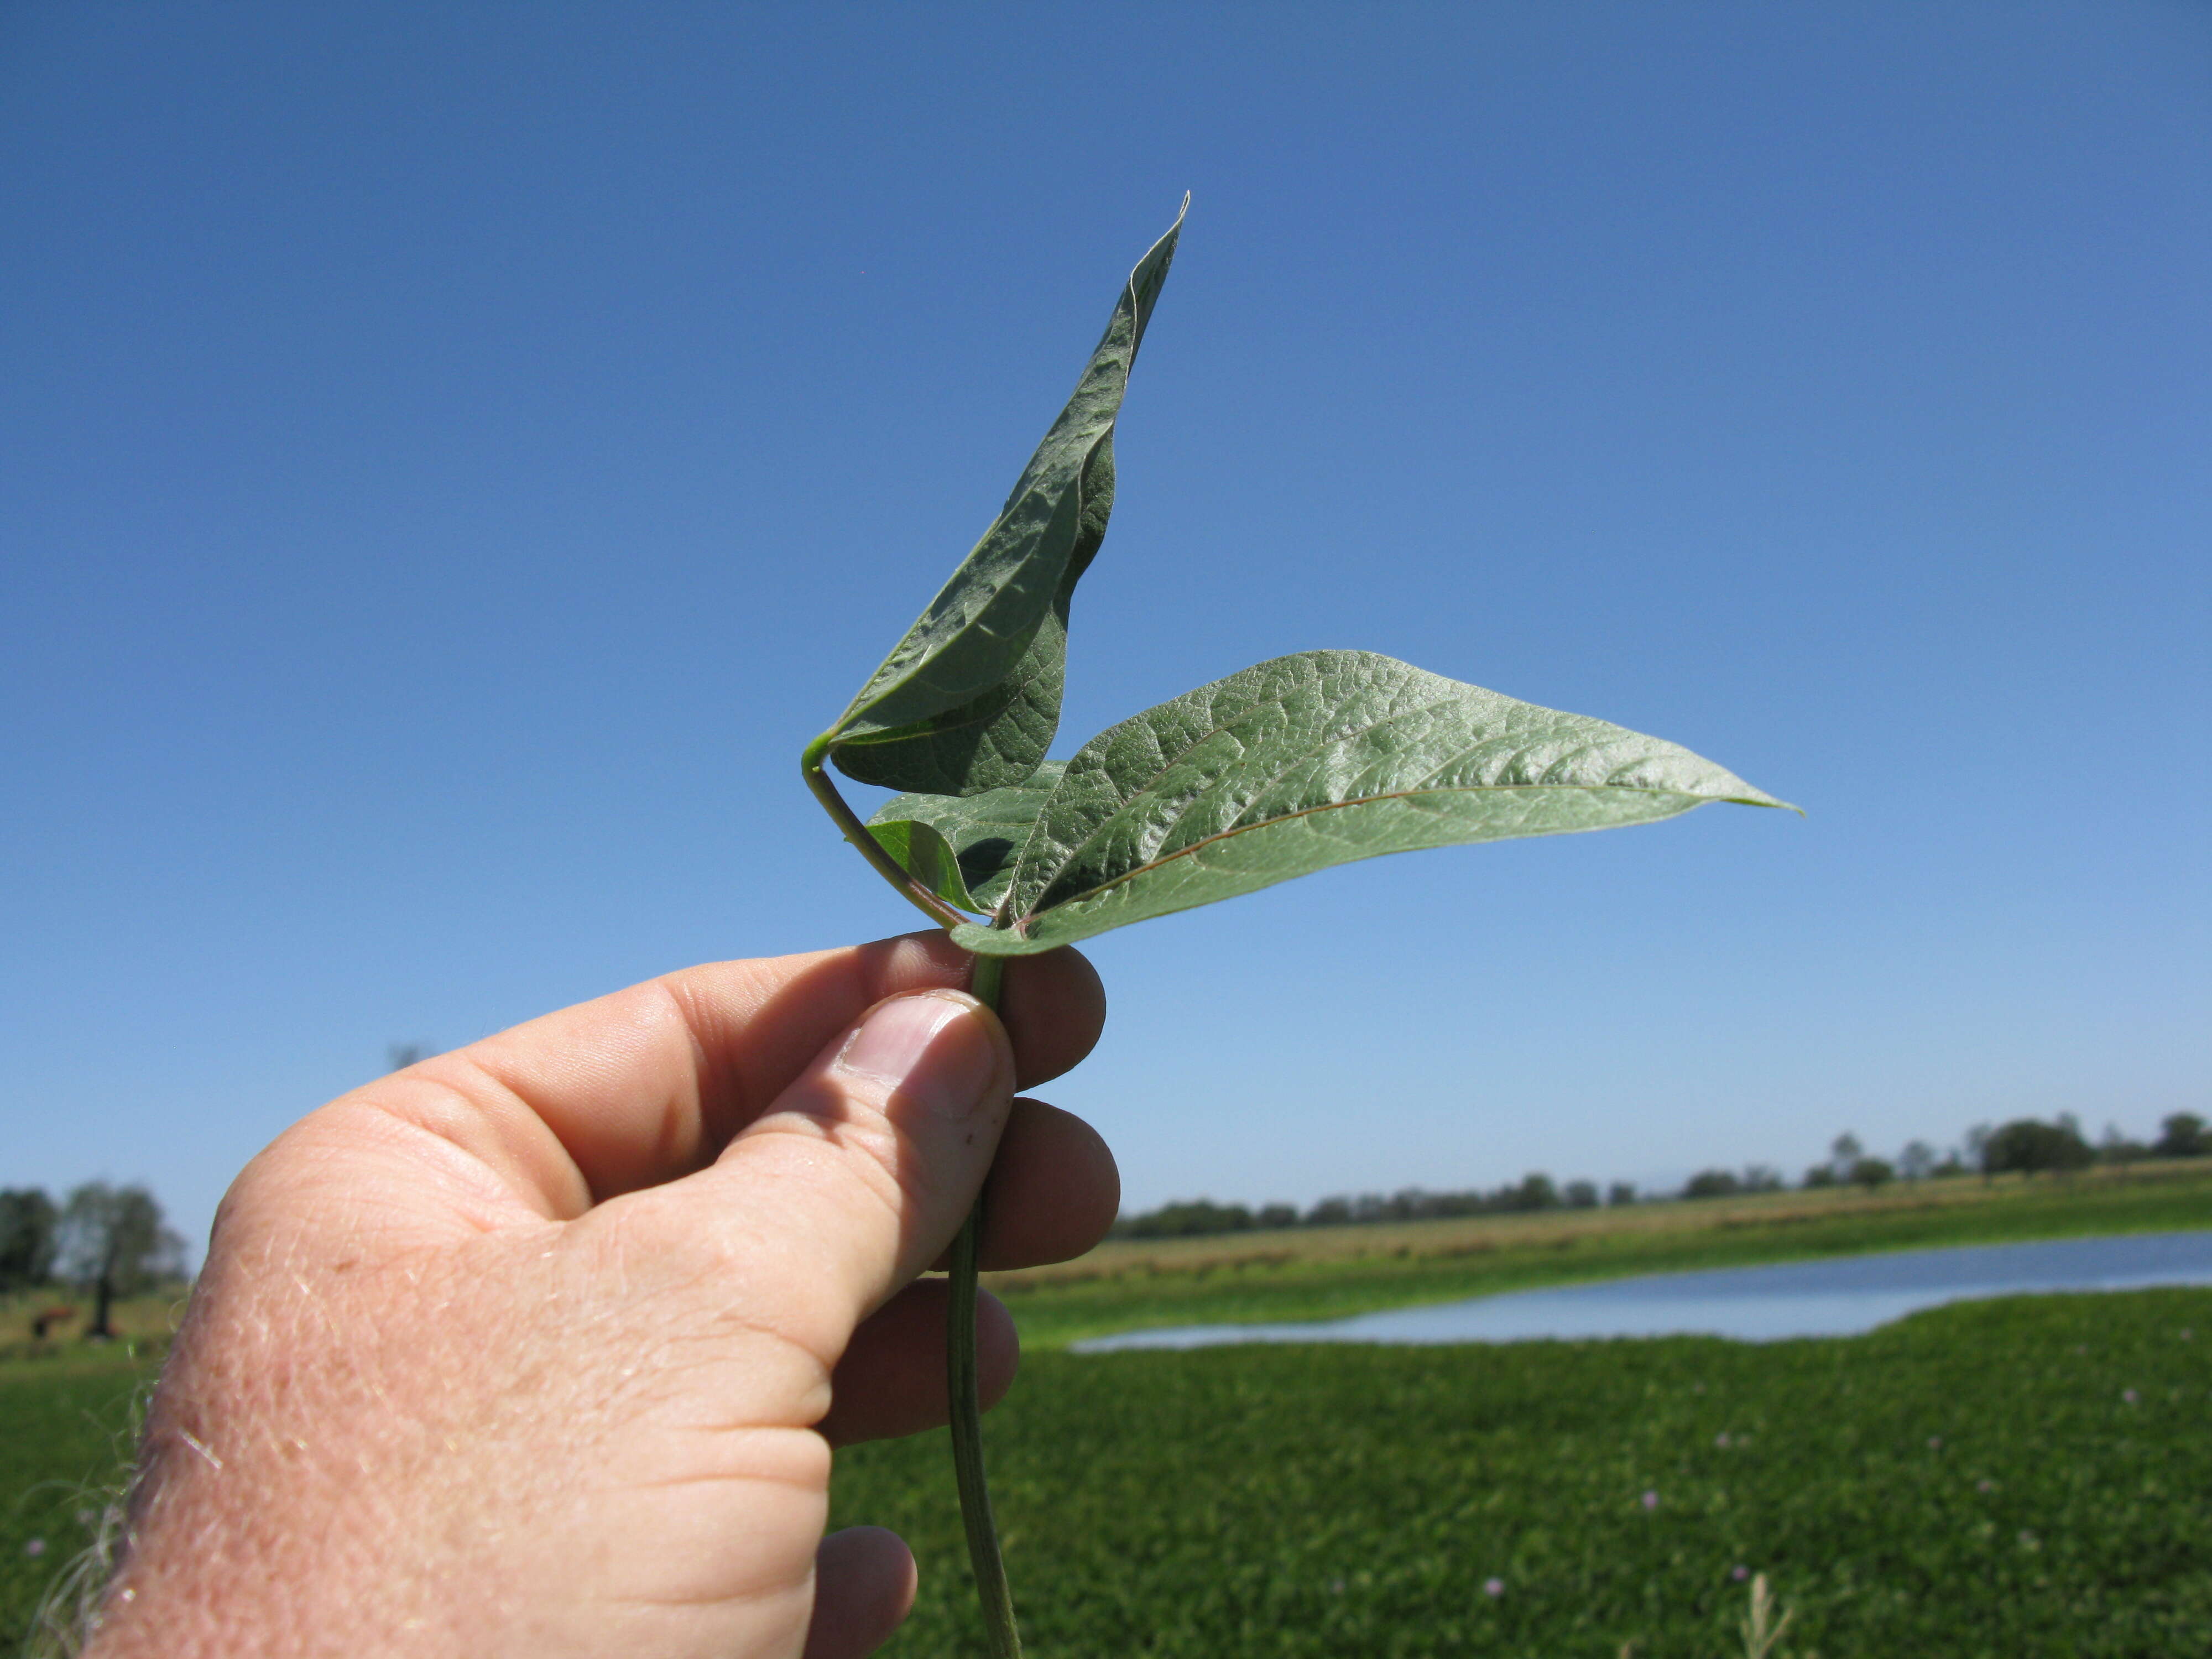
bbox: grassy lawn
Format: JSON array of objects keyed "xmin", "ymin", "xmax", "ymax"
[
  {"xmin": 988, "ymin": 1161, "xmax": 2212, "ymax": 1348},
  {"xmin": 836, "ymin": 1290, "xmax": 2212, "ymax": 1657}
]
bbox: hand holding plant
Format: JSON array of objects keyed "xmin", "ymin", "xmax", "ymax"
[
  {"xmin": 802, "ymin": 198, "xmax": 1790, "ymax": 1655},
  {"xmin": 81, "ymin": 936, "xmax": 1113, "ymax": 1659}
]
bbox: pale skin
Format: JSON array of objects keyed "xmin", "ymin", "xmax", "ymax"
[{"xmin": 87, "ymin": 931, "xmax": 1117, "ymax": 1659}]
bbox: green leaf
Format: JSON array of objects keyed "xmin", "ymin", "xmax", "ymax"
[
  {"xmin": 826, "ymin": 198, "xmax": 1186, "ymax": 796},
  {"xmin": 863, "ymin": 817, "xmax": 985, "ymax": 914},
  {"xmin": 948, "ymin": 650, "xmax": 1791, "ymax": 955},
  {"xmin": 868, "ymin": 763, "xmax": 1063, "ymax": 914}
]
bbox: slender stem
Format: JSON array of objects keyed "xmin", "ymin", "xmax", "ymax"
[
  {"xmin": 948, "ymin": 951, "xmax": 1020, "ymax": 1658},
  {"xmin": 802, "ymin": 736, "xmax": 1021, "ymax": 1655},
  {"xmin": 801, "ymin": 734, "xmax": 968, "ymax": 930}
]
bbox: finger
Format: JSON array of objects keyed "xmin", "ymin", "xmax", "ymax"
[
  {"xmin": 804, "ymin": 1527, "xmax": 915, "ymax": 1659},
  {"xmin": 817, "ymin": 1279, "xmax": 1018, "ymax": 1447},
  {"xmin": 671, "ymin": 989, "xmax": 1015, "ymax": 1347},
  {"xmin": 346, "ymin": 933, "xmax": 1103, "ymax": 1219},
  {"xmin": 925, "ymin": 1099, "xmax": 1119, "ymax": 1272}
]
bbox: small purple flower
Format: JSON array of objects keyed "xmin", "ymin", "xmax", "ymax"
[
  {"xmin": 1976, "ymin": 1478, "xmax": 1996, "ymax": 1493},
  {"xmin": 1483, "ymin": 1577, "xmax": 1505, "ymax": 1598},
  {"xmin": 2122, "ymin": 1388, "xmax": 2139, "ymax": 1405},
  {"xmin": 1641, "ymin": 1490, "xmax": 1660, "ymax": 1511},
  {"xmin": 1732, "ymin": 1564, "xmax": 1750, "ymax": 1582},
  {"xmin": 1928, "ymin": 1435, "xmax": 1943, "ymax": 1449},
  {"xmin": 23, "ymin": 1538, "xmax": 45, "ymax": 1559},
  {"xmin": 1714, "ymin": 1432, "xmax": 1730, "ymax": 1448}
]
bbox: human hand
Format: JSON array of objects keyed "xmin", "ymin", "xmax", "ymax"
[{"xmin": 88, "ymin": 931, "xmax": 1114, "ymax": 1659}]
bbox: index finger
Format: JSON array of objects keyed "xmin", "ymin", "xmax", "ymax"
[{"xmin": 367, "ymin": 931, "xmax": 1104, "ymax": 1218}]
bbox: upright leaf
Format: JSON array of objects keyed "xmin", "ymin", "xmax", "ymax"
[
  {"xmin": 950, "ymin": 650, "xmax": 1790, "ymax": 954},
  {"xmin": 827, "ymin": 199, "xmax": 1187, "ymax": 795},
  {"xmin": 863, "ymin": 817, "xmax": 985, "ymax": 914},
  {"xmin": 868, "ymin": 763, "xmax": 1065, "ymax": 914}
]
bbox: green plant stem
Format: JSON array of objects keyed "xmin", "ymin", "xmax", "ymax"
[
  {"xmin": 801, "ymin": 734, "xmax": 968, "ymax": 930},
  {"xmin": 801, "ymin": 740, "xmax": 1021, "ymax": 1657},
  {"xmin": 950, "ymin": 951, "xmax": 1021, "ymax": 1659}
]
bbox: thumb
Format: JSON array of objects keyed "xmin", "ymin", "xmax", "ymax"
[{"xmin": 680, "ymin": 988, "xmax": 1015, "ymax": 1349}]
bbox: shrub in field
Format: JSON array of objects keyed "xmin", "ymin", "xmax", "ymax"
[
  {"xmin": 2155, "ymin": 1112, "xmax": 2209, "ymax": 1160},
  {"xmin": 798, "ymin": 200, "xmax": 1791, "ymax": 1653},
  {"xmin": 1982, "ymin": 1118, "xmax": 2094, "ymax": 1177}
]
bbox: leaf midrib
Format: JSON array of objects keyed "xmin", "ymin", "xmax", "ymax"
[{"xmin": 1012, "ymin": 779, "xmax": 1704, "ymax": 928}]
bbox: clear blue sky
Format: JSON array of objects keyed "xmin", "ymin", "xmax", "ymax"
[{"xmin": 4, "ymin": 4, "xmax": 2206, "ymax": 1260}]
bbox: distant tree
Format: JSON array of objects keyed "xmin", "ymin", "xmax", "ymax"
[
  {"xmin": 1605, "ymin": 1181, "xmax": 1637, "ymax": 1207},
  {"xmin": 1305, "ymin": 1196, "xmax": 1352, "ymax": 1228},
  {"xmin": 1963, "ymin": 1123, "xmax": 1994, "ymax": 1180},
  {"xmin": 2097, "ymin": 1123, "xmax": 2148, "ymax": 1165},
  {"xmin": 1849, "ymin": 1156, "xmax": 1895, "ymax": 1190},
  {"xmin": 1120, "ymin": 1198, "xmax": 1254, "ymax": 1239},
  {"xmin": 1898, "ymin": 1140, "xmax": 1936, "ymax": 1181},
  {"xmin": 0, "ymin": 1188, "xmax": 59, "ymax": 1291},
  {"xmin": 2154, "ymin": 1113, "xmax": 2209, "ymax": 1160},
  {"xmin": 1828, "ymin": 1133, "xmax": 1863, "ymax": 1178},
  {"xmin": 1255, "ymin": 1203, "xmax": 1298, "ymax": 1230},
  {"xmin": 55, "ymin": 1183, "xmax": 185, "ymax": 1338},
  {"xmin": 1980, "ymin": 1118, "xmax": 2093, "ymax": 1178},
  {"xmin": 1683, "ymin": 1168, "xmax": 1741, "ymax": 1200},
  {"xmin": 1801, "ymin": 1164, "xmax": 1838, "ymax": 1189},
  {"xmin": 1562, "ymin": 1180, "xmax": 1599, "ymax": 1209},
  {"xmin": 1506, "ymin": 1173, "xmax": 1559, "ymax": 1212},
  {"xmin": 1740, "ymin": 1165, "xmax": 1783, "ymax": 1194}
]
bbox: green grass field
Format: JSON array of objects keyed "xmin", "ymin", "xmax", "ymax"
[
  {"xmin": 0, "ymin": 1361, "xmax": 149, "ymax": 1657},
  {"xmin": 836, "ymin": 1291, "xmax": 2212, "ymax": 1657},
  {"xmin": 3, "ymin": 1170, "xmax": 2208, "ymax": 1655}
]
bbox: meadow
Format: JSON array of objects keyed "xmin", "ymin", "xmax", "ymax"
[{"xmin": 3, "ymin": 1168, "xmax": 2209, "ymax": 1655}]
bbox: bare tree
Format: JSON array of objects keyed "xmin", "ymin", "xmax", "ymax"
[
  {"xmin": 1828, "ymin": 1132, "xmax": 1863, "ymax": 1180},
  {"xmin": 1898, "ymin": 1140, "xmax": 1936, "ymax": 1181},
  {"xmin": 56, "ymin": 1183, "xmax": 184, "ymax": 1339},
  {"xmin": 1963, "ymin": 1122, "xmax": 1994, "ymax": 1181}
]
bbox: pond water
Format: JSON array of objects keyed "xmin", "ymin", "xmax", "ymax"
[{"xmin": 1071, "ymin": 1230, "xmax": 2212, "ymax": 1353}]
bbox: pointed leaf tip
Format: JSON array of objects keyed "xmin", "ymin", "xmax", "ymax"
[{"xmin": 825, "ymin": 205, "xmax": 1187, "ymax": 796}]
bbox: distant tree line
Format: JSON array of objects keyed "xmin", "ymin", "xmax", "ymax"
[
  {"xmin": 1112, "ymin": 1112, "xmax": 2211, "ymax": 1239},
  {"xmin": 0, "ymin": 1182, "xmax": 185, "ymax": 1339}
]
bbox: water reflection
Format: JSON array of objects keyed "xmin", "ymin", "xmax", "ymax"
[{"xmin": 1072, "ymin": 1230, "xmax": 2212, "ymax": 1353}]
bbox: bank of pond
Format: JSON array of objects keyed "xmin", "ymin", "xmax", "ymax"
[{"xmin": 1077, "ymin": 1230, "xmax": 2212, "ymax": 1351}]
